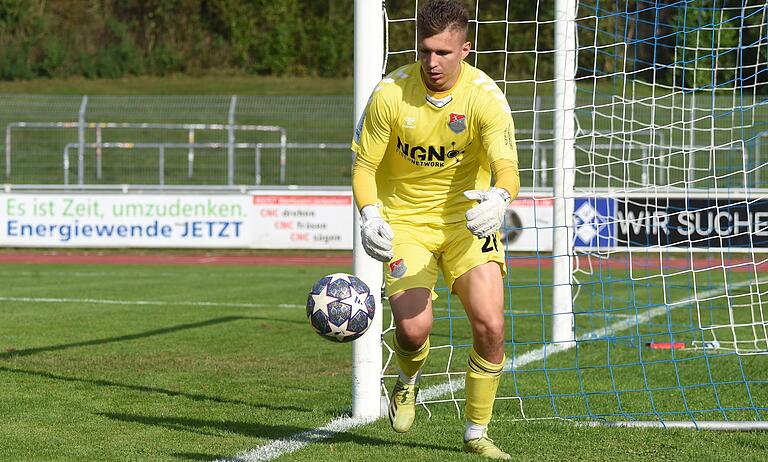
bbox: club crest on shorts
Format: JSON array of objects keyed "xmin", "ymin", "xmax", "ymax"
[{"xmin": 448, "ymin": 113, "xmax": 466, "ymax": 134}]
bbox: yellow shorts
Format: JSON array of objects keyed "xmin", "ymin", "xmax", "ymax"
[{"xmin": 385, "ymin": 221, "xmax": 507, "ymax": 298}]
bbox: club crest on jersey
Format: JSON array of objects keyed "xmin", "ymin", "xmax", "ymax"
[{"xmin": 448, "ymin": 113, "xmax": 466, "ymax": 134}]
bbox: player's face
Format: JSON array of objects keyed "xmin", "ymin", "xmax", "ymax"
[{"xmin": 418, "ymin": 27, "xmax": 471, "ymax": 92}]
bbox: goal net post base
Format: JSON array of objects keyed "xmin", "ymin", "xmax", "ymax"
[{"xmin": 579, "ymin": 421, "xmax": 768, "ymax": 432}]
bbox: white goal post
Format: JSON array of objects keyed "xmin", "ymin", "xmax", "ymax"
[
  {"xmin": 551, "ymin": 0, "xmax": 577, "ymax": 345},
  {"xmin": 352, "ymin": 0, "xmax": 385, "ymax": 419}
]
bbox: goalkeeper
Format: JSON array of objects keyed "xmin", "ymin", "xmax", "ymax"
[{"xmin": 351, "ymin": 0, "xmax": 519, "ymax": 459}]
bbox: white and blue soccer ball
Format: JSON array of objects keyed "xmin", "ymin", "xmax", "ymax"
[{"xmin": 306, "ymin": 273, "xmax": 375, "ymax": 342}]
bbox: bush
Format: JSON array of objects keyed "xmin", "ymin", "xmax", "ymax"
[{"xmin": 0, "ymin": 0, "xmax": 356, "ymax": 81}]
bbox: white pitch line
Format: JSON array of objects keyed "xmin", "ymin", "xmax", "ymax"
[
  {"xmin": 0, "ymin": 270, "xmax": 184, "ymax": 277},
  {"xmin": 0, "ymin": 296, "xmax": 303, "ymax": 310},
  {"xmin": 216, "ymin": 415, "xmax": 377, "ymax": 462},
  {"xmin": 229, "ymin": 277, "xmax": 763, "ymax": 462},
  {"xmin": 0, "ymin": 295, "xmax": 532, "ymax": 315}
]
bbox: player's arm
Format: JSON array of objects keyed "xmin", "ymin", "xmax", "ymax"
[
  {"xmin": 351, "ymin": 88, "xmax": 396, "ymax": 261},
  {"xmin": 352, "ymin": 84, "xmax": 394, "ymax": 208},
  {"xmin": 481, "ymin": 95, "xmax": 520, "ymax": 200},
  {"xmin": 351, "ymin": 155, "xmax": 379, "ymax": 211},
  {"xmin": 464, "ymin": 94, "xmax": 521, "ymax": 237}
]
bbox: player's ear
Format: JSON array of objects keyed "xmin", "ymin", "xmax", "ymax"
[{"xmin": 461, "ymin": 41, "xmax": 471, "ymax": 59}]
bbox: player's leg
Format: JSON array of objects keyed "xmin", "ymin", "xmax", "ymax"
[
  {"xmin": 388, "ymin": 287, "xmax": 432, "ymax": 432},
  {"xmin": 453, "ymin": 261, "xmax": 505, "ymax": 363},
  {"xmin": 453, "ymin": 262, "xmax": 510, "ymax": 460},
  {"xmin": 385, "ymin": 222, "xmax": 440, "ymax": 433},
  {"xmin": 391, "ymin": 287, "xmax": 433, "ymax": 371},
  {"xmin": 441, "ymin": 225, "xmax": 510, "ymax": 459}
]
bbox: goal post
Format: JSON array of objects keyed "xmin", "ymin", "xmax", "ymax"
[
  {"xmin": 552, "ymin": 0, "xmax": 577, "ymax": 345},
  {"xmin": 351, "ymin": 0, "xmax": 385, "ymax": 419}
]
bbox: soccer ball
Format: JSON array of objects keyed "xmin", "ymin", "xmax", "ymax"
[{"xmin": 306, "ymin": 273, "xmax": 375, "ymax": 342}]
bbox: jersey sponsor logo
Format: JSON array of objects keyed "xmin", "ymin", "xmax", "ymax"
[
  {"xmin": 448, "ymin": 113, "xmax": 466, "ymax": 134},
  {"xmin": 396, "ymin": 136, "xmax": 466, "ymax": 167},
  {"xmin": 396, "ymin": 136, "xmax": 446, "ymax": 166}
]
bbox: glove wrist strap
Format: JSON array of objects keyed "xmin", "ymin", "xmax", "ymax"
[
  {"xmin": 494, "ymin": 187, "xmax": 511, "ymax": 204},
  {"xmin": 360, "ymin": 204, "xmax": 381, "ymax": 222}
]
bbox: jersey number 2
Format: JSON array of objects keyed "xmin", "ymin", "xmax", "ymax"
[{"xmin": 481, "ymin": 235, "xmax": 499, "ymax": 253}]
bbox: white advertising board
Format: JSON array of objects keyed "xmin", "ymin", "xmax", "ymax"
[
  {"xmin": 0, "ymin": 191, "xmax": 547, "ymax": 250},
  {"xmin": 250, "ymin": 193, "xmax": 353, "ymax": 249},
  {"xmin": 0, "ymin": 194, "xmax": 251, "ymax": 247},
  {"xmin": 0, "ymin": 191, "xmax": 354, "ymax": 249}
]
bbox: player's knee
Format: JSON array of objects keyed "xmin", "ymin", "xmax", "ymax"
[
  {"xmin": 397, "ymin": 320, "xmax": 432, "ymax": 350},
  {"xmin": 471, "ymin": 315, "xmax": 505, "ymax": 343}
]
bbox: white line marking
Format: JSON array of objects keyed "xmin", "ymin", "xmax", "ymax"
[
  {"xmin": 0, "ymin": 270, "xmax": 183, "ymax": 277},
  {"xmin": 227, "ymin": 277, "xmax": 762, "ymax": 461},
  {"xmin": 216, "ymin": 416, "xmax": 377, "ymax": 462},
  {"xmin": 0, "ymin": 296, "xmax": 303, "ymax": 310},
  {"xmin": 0, "ymin": 295, "xmax": 532, "ymax": 315}
]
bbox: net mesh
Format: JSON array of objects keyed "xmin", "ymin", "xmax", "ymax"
[{"xmin": 382, "ymin": 0, "xmax": 768, "ymax": 425}]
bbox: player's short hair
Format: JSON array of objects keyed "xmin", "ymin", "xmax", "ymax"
[{"xmin": 417, "ymin": 0, "xmax": 469, "ymax": 40}]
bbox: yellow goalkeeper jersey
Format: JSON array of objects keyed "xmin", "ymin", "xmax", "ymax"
[{"xmin": 352, "ymin": 61, "xmax": 518, "ymax": 224}]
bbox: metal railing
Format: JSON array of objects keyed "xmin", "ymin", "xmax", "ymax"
[
  {"xmin": 61, "ymin": 138, "xmax": 752, "ymax": 188},
  {"xmin": 253, "ymin": 143, "xmax": 351, "ymax": 185},
  {"xmin": 7, "ymin": 120, "xmax": 287, "ymax": 184},
  {"xmin": 63, "ymin": 141, "xmax": 351, "ymax": 186},
  {"xmin": 8, "ymin": 117, "xmax": 763, "ymax": 189}
]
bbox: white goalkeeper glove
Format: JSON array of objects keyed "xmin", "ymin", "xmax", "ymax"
[
  {"xmin": 360, "ymin": 204, "xmax": 394, "ymax": 262},
  {"xmin": 464, "ymin": 187, "xmax": 511, "ymax": 238}
]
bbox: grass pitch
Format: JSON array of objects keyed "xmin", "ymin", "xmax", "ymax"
[{"xmin": 1, "ymin": 260, "xmax": 767, "ymax": 461}]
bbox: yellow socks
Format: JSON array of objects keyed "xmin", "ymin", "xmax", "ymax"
[
  {"xmin": 465, "ymin": 347, "xmax": 504, "ymax": 427},
  {"xmin": 389, "ymin": 336, "xmax": 430, "ymax": 433},
  {"xmin": 394, "ymin": 336, "xmax": 430, "ymax": 382}
]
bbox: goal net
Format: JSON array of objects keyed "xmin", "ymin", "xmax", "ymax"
[{"xmin": 355, "ymin": 0, "xmax": 768, "ymax": 427}]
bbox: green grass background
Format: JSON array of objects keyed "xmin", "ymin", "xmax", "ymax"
[{"xmin": 1, "ymin": 262, "xmax": 766, "ymax": 461}]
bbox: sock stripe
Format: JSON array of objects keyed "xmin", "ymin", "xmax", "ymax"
[{"xmin": 468, "ymin": 355, "xmax": 503, "ymax": 377}]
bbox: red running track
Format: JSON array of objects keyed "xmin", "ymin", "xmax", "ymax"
[
  {"xmin": 0, "ymin": 252, "xmax": 353, "ymax": 266},
  {"xmin": 0, "ymin": 252, "xmax": 764, "ymax": 272}
]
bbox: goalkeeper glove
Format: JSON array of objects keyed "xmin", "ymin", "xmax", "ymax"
[
  {"xmin": 360, "ymin": 204, "xmax": 394, "ymax": 262},
  {"xmin": 464, "ymin": 187, "xmax": 511, "ymax": 238}
]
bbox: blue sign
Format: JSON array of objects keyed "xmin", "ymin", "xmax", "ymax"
[{"xmin": 573, "ymin": 197, "xmax": 615, "ymax": 248}]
